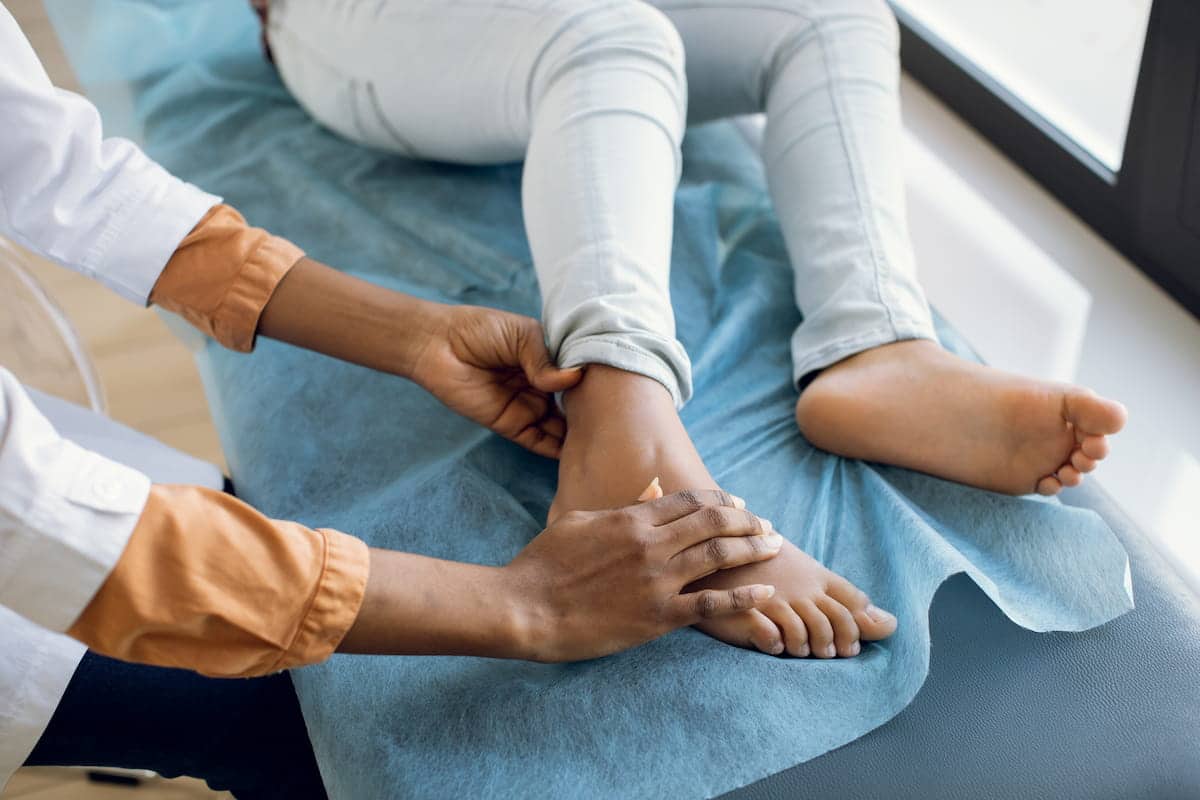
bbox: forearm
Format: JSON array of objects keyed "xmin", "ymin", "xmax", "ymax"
[
  {"xmin": 257, "ymin": 256, "xmax": 443, "ymax": 379},
  {"xmin": 338, "ymin": 550, "xmax": 528, "ymax": 659}
]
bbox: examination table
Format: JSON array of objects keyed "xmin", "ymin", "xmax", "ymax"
[{"xmin": 37, "ymin": 393, "xmax": 1200, "ymax": 799}]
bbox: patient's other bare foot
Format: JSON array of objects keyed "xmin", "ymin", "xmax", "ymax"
[
  {"xmin": 552, "ymin": 365, "xmax": 896, "ymax": 657},
  {"xmin": 795, "ymin": 340, "xmax": 1127, "ymax": 496}
]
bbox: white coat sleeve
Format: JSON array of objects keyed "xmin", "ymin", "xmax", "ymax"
[
  {"xmin": 0, "ymin": 6, "xmax": 219, "ymax": 304},
  {"xmin": 0, "ymin": 368, "xmax": 150, "ymax": 632}
]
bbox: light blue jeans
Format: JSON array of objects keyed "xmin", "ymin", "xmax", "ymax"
[{"xmin": 267, "ymin": 0, "xmax": 937, "ymax": 406}]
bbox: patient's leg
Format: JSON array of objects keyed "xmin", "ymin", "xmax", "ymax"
[{"xmin": 657, "ymin": 0, "xmax": 1126, "ymax": 495}]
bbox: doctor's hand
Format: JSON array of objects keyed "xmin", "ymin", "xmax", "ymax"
[
  {"xmin": 407, "ymin": 304, "xmax": 582, "ymax": 459},
  {"xmin": 257, "ymin": 258, "xmax": 579, "ymax": 457},
  {"xmin": 338, "ymin": 488, "xmax": 784, "ymax": 662}
]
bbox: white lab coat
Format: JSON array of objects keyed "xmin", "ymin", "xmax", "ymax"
[{"xmin": 0, "ymin": 5, "xmax": 219, "ymax": 785}]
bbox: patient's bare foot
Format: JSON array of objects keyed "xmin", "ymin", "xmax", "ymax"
[
  {"xmin": 795, "ymin": 340, "xmax": 1127, "ymax": 496},
  {"xmin": 552, "ymin": 365, "xmax": 896, "ymax": 657}
]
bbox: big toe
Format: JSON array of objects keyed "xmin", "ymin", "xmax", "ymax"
[
  {"xmin": 827, "ymin": 577, "xmax": 896, "ymax": 641},
  {"xmin": 852, "ymin": 604, "xmax": 898, "ymax": 641},
  {"xmin": 1065, "ymin": 389, "xmax": 1127, "ymax": 436}
]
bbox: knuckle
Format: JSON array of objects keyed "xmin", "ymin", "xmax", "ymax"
[
  {"xmin": 731, "ymin": 586, "xmax": 754, "ymax": 608},
  {"xmin": 702, "ymin": 505, "xmax": 727, "ymax": 531},
  {"xmin": 695, "ymin": 591, "xmax": 723, "ymax": 619},
  {"xmin": 676, "ymin": 488, "xmax": 703, "ymax": 511},
  {"xmin": 630, "ymin": 527, "xmax": 657, "ymax": 557},
  {"xmin": 703, "ymin": 537, "xmax": 729, "ymax": 564},
  {"xmin": 609, "ymin": 508, "xmax": 638, "ymax": 531}
]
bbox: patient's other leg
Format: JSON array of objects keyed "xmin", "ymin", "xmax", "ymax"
[{"xmin": 660, "ymin": 0, "xmax": 1126, "ymax": 495}]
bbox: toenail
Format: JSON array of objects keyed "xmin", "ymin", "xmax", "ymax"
[
  {"xmin": 824, "ymin": 645, "xmax": 836, "ymax": 658},
  {"xmin": 768, "ymin": 641, "xmax": 785, "ymax": 655},
  {"xmin": 867, "ymin": 605, "xmax": 895, "ymax": 624},
  {"xmin": 849, "ymin": 641, "xmax": 861, "ymax": 656},
  {"xmin": 797, "ymin": 644, "xmax": 810, "ymax": 657}
]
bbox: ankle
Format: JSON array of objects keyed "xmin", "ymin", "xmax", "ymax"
[{"xmin": 563, "ymin": 365, "xmax": 677, "ymax": 422}]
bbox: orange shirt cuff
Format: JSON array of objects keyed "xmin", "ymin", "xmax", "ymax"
[
  {"xmin": 67, "ymin": 485, "xmax": 370, "ymax": 678},
  {"xmin": 270, "ymin": 528, "xmax": 371, "ymax": 672},
  {"xmin": 150, "ymin": 204, "xmax": 304, "ymax": 353}
]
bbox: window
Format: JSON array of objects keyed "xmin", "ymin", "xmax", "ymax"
[{"xmin": 892, "ymin": 0, "xmax": 1200, "ymax": 319}]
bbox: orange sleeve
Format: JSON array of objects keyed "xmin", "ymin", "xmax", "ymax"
[
  {"xmin": 149, "ymin": 204, "xmax": 304, "ymax": 352},
  {"xmin": 68, "ymin": 485, "xmax": 370, "ymax": 678}
]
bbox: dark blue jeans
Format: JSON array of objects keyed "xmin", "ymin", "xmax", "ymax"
[{"xmin": 24, "ymin": 651, "xmax": 327, "ymax": 799}]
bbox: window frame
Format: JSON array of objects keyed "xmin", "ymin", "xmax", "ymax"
[{"xmin": 891, "ymin": 0, "xmax": 1200, "ymax": 320}]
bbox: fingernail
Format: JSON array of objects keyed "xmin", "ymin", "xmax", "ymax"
[
  {"xmin": 731, "ymin": 495, "xmax": 746, "ymax": 509},
  {"xmin": 767, "ymin": 640, "xmax": 785, "ymax": 655},
  {"xmin": 824, "ymin": 644, "xmax": 837, "ymax": 658},
  {"xmin": 797, "ymin": 644, "xmax": 810, "ymax": 657},
  {"xmin": 849, "ymin": 641, "xmax": 861, "ymax": 656},
  {"xmin": 751, "ymin": 585, "xmax": 776, "ymax": 602},
  {"xmin": 637, "ymin": 477, "xmax": 662, "ymax": 502},
  {"xmin": 867, "ymin": 604, "xmax": 895, "ymax": 624},
  {"xmin": 763, "ymin": 533, "xmax": 784, "ymax": 549},
  {"xmin": 760, "ymin": 518, "xmax": 774, "ymax": 531}
]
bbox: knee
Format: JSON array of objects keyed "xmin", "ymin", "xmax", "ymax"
[
  {"xmin": 763, "ymin": 0, "xmax": 899, "ymax": 89},
  {"xmin": 531, "ymin": 2, "xmax": 687, "ymax": 108},
  {"xmin": 785, "ymin": 0, "xmax": 899, "ymax": 49}
]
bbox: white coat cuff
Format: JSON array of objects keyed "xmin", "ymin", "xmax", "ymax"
[{"xmin": 93, "ymin": 157, "xmax": 220, "ymax": 306}]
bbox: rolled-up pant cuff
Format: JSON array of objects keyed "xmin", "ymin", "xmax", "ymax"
[
  {"xmin": 556, "ymin": 333, "xmax": 692, "ymax": 408},
  {"xmin": 791, "ymin": 320, "xmax": 938, "ymax": 389}
]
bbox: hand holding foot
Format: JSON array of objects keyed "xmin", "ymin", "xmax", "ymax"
[
  {"xmin": 552, "ymin": 364, "xmax": 896, "ymax": 658},
  {"xmin": 508, "ymin": 487, "xmax": 785, "ymax": 662}
]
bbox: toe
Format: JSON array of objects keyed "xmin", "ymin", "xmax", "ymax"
[
  {"xmin": 1070, "ymin": 450, "xmax": 1097, "ymax": 473},
  {"xmin": 825, "ymin": 577, "xmax": 897, "ymax": 641},
  {"xmin": 851, "ymin": 604, "xmax": 897, "ymax": 641},
  {"xmin": 1036, "ymin": 475, "xmax": 1062, "ymax": 496},
  {"xmin": 1056, "ymin": 465, "xmax": 1083, "ymax": 487},
  {"xmin": 815, "ymin": 595, "xmax": 860, "ymax": 657},
  {"xmin": 795, "ymin": 600, "xmax": 836, "ymax": 659},
  {"xmin": 764, "ymin": 603, "xmax": 809, "ymax": 657},
  {"xmin": 1079, "ymin": 434, "xmax": 1109, "ymax": 461},
  {"xmin": 1065, "ymin": 389, "xmax": 1127, "ymax": 435}
]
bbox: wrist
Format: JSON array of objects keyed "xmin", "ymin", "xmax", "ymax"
[
  {"xmin": 491, "ymin": 564, "xmax": 551, "ymax": 662},
  {"xmin": 392, "ymin": 295, "xmax": 450, "ymax": 381}
]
